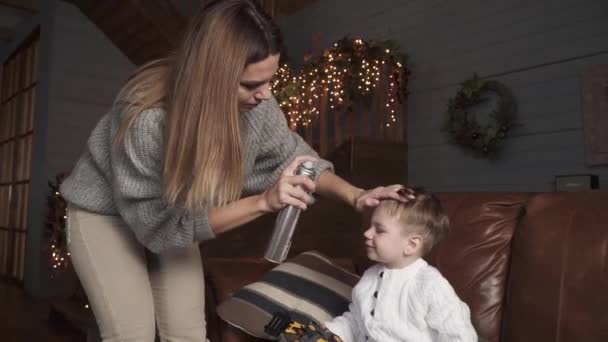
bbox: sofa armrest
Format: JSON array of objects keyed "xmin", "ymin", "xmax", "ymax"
[
  {"xmin": 204, "ymin": 258, "xmax": 275, "ymax": 303},
  {"xmin": 203, "ymin": 257, "xmax": 275, "ymax": 342}
]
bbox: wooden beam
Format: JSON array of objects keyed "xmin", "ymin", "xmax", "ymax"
[
  {"xmin": 63, "ymin": 0, "xmax": 319, "ymax": 65},
  {"xmin": 0, "ymin": 0, "xmax": 38, "ymax": 12},
  {"xmin": 256, "ymin": 0, "xmax": 319, "ymax": 19},
  {"xmin": 65, "ymin": 0, "xmax": 185, "ymax": 65},
  {"xmin": 275, "ymin": 0, "xmax": 319, "ymax": 17}
]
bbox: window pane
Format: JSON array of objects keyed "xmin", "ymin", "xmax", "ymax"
[
  {"xmin": 0, "ymin": 185, "xmax": 9, "ymax": 228},
  {"xmin": 1, "ymin": 142, "xmax": 14, "ymax": 183},
  {"xmin": 0, "ymin": 229, "xmax": 8, "ymax": 275},
  {"xmin": 20, "ymin": 183, "xmax": 30, "ymax": 232}
]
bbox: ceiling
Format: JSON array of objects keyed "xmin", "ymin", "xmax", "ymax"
[
  {"xmin": 0, "ymin": 0, "xmax": 38, "ymax": 44},
  {"xmin": 0, "ymin": 0, "xmax": 319, "ymax": 63},
  {"xmin": 64, "ymin": 0, "xmax": 319, "ymax": 65},
  {"xmin": 167, "ymin": 0, "xmax": 319, "ymax": 19}
]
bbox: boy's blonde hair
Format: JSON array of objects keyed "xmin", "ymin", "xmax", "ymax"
[{"xmin": 376, "ymin": 188, "xmax": 449, "ymax": 255}]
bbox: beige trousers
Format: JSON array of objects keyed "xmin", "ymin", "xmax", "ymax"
[{"xmin": 67, "ymin": 204, "xmax": 207, "ymax": 342}]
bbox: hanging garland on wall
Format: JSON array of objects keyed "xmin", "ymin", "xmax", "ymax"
[
  {"xmin": 444, "ymin": 74, "xmax": 517, "ymax": 158},
  {"xmin": 46, "ymin": 172, "xmax": 91, "ymax": 310},
  {"xmin": 271, "ymin": 37, "xmax": 410, "ymax": 130},
  {"xmin": 45, "ymin": 172, "xmax": 70, "ymax": 277}
]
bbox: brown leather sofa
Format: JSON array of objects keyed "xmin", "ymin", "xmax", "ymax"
[{"xmin": 201, "ymin": 191, "xmax": 608, "ymax": 342}]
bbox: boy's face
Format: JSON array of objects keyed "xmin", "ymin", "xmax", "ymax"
[{"xmin": 363, "ymin": 208, "xmax": 414, "ymax": 268}]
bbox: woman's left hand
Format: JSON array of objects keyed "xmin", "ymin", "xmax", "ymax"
[{"xmin": 353, "ymin": 184, "xmax": 415, "ymax": 212}]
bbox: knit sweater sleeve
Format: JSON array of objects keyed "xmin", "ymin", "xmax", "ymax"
[
  {"xmin": 247, "ymin": 97, "xmax": 333, "ymax": 193},
  {"xmin": 324, "ymin": 269, "xmax": 370, "ymax": 342},
  {"xmin": 422, "ymin": 270, "xmax": 478, "ymax": 342},
  {"xmin": 111, "ymin": 108, "xmax": 215, "ymax": 253},
  {"xmin": 325, "ymin": 301, "xmax": 362, "ymax": 342}
]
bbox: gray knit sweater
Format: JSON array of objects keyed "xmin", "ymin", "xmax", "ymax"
[{"xmin": 60, "ymin": 97, "xmax": 333, "ymax": 253}]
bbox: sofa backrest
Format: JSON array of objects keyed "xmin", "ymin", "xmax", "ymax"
[
  {"xmin": 503, "ymin": 191, "xmax": 608, "ymax": 342},
  {"xmin": 427, "ymin": 193, "xmax": 530, "ymax": 342}
]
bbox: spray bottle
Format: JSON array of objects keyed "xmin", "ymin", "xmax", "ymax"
[{"xmin": 264, "ymin": 161, "xmax": 317, "ymax": 263}]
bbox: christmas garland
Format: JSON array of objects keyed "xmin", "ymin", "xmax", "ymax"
[
  {"xmin": 46, "ymin": 172, "xmax": 91, "ymax": 309},
  {"xmin": 45, "ymin": 172, "xmax": 70, "ymax": 276},
  {"xmin": 272, "ymin": 37, "xmax": 410, "ymax": 129},
  {"xmin": 444, "ymin": 74, "xmax": 516, "ymax": 158}
]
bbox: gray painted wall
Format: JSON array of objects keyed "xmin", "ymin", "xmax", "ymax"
[
  {"xmin": 280, "ymin": 0, "xmax": 608, "ymax": 191},
  {"xmin": 23, "ymin": 0, "xmax": 134, "ymax": 297}
]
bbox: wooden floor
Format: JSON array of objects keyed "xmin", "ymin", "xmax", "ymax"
[{"xmin": 0, "ymin": 280, "xmax": 84, "ymax": 342}]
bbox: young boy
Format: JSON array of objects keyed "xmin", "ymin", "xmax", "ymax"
[{"xmin": 324, "ymin": 189, "xmax": 477, "ymax": 342}]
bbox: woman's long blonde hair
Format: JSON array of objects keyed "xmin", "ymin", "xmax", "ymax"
[{"xmin": 114, "ymin": 0, "xmax": 283, "ymax": 210}]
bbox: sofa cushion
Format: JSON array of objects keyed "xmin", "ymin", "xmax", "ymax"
[
  {"xmin": 216, "ymin": 251, "xmax": 359, "ymax": 340},
  {"xmin": 427, "ymin": 193, "xmax": 530, "ymax": 342},
  {"xmin": 504, "ymin": 191, "xmax": 608, "ymax": 342}
]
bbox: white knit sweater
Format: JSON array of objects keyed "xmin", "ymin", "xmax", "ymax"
[{"xmin": 325, "ymin": 259, "xmax": 478, "ymax": 342}]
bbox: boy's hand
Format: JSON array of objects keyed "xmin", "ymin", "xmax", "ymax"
[{"xmin": 354, "ymin": 185, "xmax": 415, "ymax": 211}]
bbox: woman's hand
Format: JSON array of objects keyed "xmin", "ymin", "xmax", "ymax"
[
  {"xmin": 353, "ymin": 184, "xmax": 415, "ymax": 212},
  {"xmin": 260, "ymin": 155, "xmax": 318, "ymax": 213}
]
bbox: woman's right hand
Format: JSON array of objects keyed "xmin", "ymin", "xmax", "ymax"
[{"xmin": 260, "ymin": 155, "xmax": 318, "ymax": 213}]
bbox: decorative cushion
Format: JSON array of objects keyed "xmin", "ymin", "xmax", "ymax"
[{"xmin": 216, "ymin": 251, "xmax": 360, "ymax": 340}]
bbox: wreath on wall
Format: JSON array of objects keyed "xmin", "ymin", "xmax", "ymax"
[{"xmin": 444, "ymin": 74, "xmax": 517, "ymax": 158}]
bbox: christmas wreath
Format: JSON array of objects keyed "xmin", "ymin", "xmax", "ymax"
[{"xmin": 444, "ymin": 74, "xmax": 516, "ymax": 158}]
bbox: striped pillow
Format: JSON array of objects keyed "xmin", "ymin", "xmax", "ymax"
[{"xmin": 216, "ymin": 251, "xmax": 360, "ymax": 340}]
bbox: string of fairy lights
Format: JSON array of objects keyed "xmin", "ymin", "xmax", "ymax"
[
  {"xmin": 47, "ymin": 175, "xmax": 90, "ymax": 309},
  {"xmin": 46, "ymin": 174, "xmax": 70, "ymax": 275},
  {"xmin": 271, "ymin": 37, "xmax": 410, "ymax": 131},
  {"xmin": 49, "ymin": 190, "xmax": 69, "ymax": 271}
]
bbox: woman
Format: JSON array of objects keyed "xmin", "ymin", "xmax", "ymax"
[{"xmin": 61, "ymin": 1, "xmax": 411, "ymax": 341}]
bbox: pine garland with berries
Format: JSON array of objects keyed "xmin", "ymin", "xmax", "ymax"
[{"xmin": 272, "ymin": 36, "xmax": 410, "ymax": 130}]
